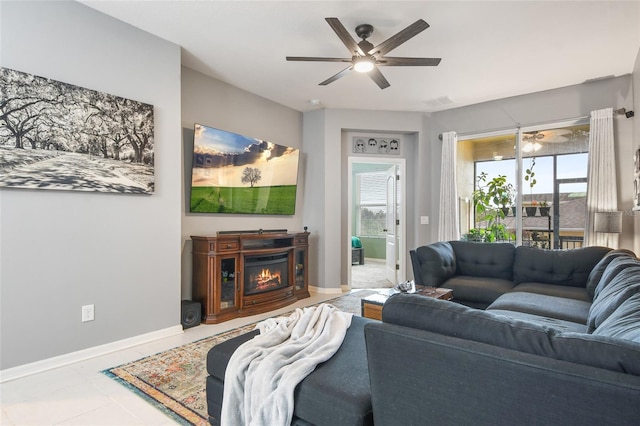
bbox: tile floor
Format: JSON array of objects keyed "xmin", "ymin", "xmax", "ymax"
[{"xmin": 0, "ymin": 291, "xmax": 342, "ymax": 425}]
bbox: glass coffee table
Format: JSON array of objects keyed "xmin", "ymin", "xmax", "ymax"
[{"xmin": 360, "ymin": 286, "xmax": 453, "ymax": 320}]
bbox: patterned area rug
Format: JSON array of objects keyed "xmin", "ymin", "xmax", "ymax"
[{"xmin": 103, "ymin": 290, "xmax": 377, "ymax": 425}]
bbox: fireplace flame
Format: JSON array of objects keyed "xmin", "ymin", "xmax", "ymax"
[
  {"xmin": 253, "ymin": 268, "xmax": 282, "ymax": 290},
  {"xmin": 245, "ymin": 255, "xmax": 288, "ymax": 295}
]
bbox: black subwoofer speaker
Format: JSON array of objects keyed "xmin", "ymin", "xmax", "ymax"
[{"xmin": 181, "ymin": 300, "xmax": 201, "ymax": 329}]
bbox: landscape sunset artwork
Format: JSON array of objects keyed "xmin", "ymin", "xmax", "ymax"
[{"xmin": 190, "ymin": 123, "xmax": 299, "ymax": 214}]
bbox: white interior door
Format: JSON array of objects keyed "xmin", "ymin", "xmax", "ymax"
[{"xmin": 384, "ymin": 165, "xmax": 398, "ymax": 283}]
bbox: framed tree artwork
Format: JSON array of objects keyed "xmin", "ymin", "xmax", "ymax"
[{"xmin": 0, "ymin": 67, "xmax": 154, "ymax": 194}]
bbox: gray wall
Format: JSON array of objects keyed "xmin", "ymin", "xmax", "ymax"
[
  {"xmin": 0, "ymin": 1, "xmax": 181, "ymax": 370},
  {"xmin": 303, "ymin": 109, "xmax": 425, "ymax": 291},
  {"xmin": 358, "ymin": 237, "xmax": 385, "ymax": 259},
  {"xmin": 633, "ymin": 46, "xmax": 640, "ymax": 255},
  {"xmin": 425, "ymin": 75, "xmax": 638, "ymax": 251},
  {"xmin": 180, "ymin": 67, "xmax": 304, "ymax": 296}
]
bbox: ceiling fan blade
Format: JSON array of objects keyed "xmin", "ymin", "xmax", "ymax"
[
  {"xmin": 319, "ymin": 66, "xmax": 353, "ymax": 86},
  {"xmin": 286, "ymin": 56, "xmax": 352, "ymax": 63},
  {"xmin": 368, "ymin": 67, "xmax": 390, "ymax": 89},
  {"xmin": 325, "ymin": 17, "xmax": 364, "ymax": 56},
  {"xmin": 378, "ymin": 57, "xmax": 441, "ymax": 66},
  {"xmin": 370, "ymin": 19, "xmax": 430, "ymax": 57}
]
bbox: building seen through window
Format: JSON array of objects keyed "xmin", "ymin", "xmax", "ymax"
[{"xmin": 457, "ymin": 124, "xmax": 589, "ymax": 248}]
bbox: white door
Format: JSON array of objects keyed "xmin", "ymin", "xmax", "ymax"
[{"xmin": 384, "ymin": 165, "xmax": 398, "ymax": 283}]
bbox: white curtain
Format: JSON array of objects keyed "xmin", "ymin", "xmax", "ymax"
[
  {"xmin": 438, "ymin": 131, "xmax": 460, "ymax": 241},
  {"xmin": 584, "ymin": 107, "xmax": 618, "ymax": 248}
]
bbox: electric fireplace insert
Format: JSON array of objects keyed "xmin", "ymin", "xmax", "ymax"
[{"xmin": 244, "ymin": 252, "xmax": 290, "ymax": 295}]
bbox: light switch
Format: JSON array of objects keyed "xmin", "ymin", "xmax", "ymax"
[{"xmin": 420, "ymin": 216, "xmax": 429, "ymax": 225}]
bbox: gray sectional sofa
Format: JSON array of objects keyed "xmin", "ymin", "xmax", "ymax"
[
  {"xmin": 410, "ymin": 240, "xmax": 617, "ymax": 309},
  {"xmin": 206, "ymin": 242, "xmax": 640, "ymax": 425}
]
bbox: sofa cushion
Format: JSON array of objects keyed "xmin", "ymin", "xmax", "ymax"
[
  {"xmin": 411, "ymin": 242, "xmax": 456, "ymax": 287},
  {"xmin": 587, "ymin": 268, "xmax": 640, "ymax": 332},
  {"xmin": 449, "ymin": 241, "xmax": 515, "ymax": 281},
  {"xmin": 593, "ymin": 256, "xmax": 640, "ymax": 300},
  {"xmin": 512, "ymin": 282, "xmax": 590, "ymax": 302},
  {"xmin": 513, "ymin": 245, "xmax": 610, "ymax": 287},
  {"xmin": 487, "ymin": 292, "xmax": 591, "ymax": 324},
  {"xmin": 586, "ymin": 249, "xmax": 637, "ymax": 298},
  {"xmin": 487, "ymin": 309, "xmax": 588, "ymax": 333},
  {"xmin": 351, "ymin": 236, "xmax": 362, "ymax": 248},
  {"xmin": 382, "ymin": 293, "xmax": 558, "ymax": 354},
  {"xmin": 592, "ymin": 293, "xmax": 640, "ymax": 342},
  {"xmin": 207, "ymin": 329, "xmax": 260, "ymax": 380},
  {"xmin": 443, "ymin": 276, "xmax": 515, "ymax": 305},
  {"xmin": 382, "ymin": 294, "xmax": 640, "ymax": 376},
  {"xmin": 292, "ymin": 316, "xmax": 374, "ymax": 426},
  {"xmin": 207, "ymin": 316, "xmax": 375, "ymax": 426},
  {"xmin": 549, "ymin": 332, "xmax": 640, "ymax": 376}
]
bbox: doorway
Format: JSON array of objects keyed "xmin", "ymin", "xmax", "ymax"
[{"xmin": 347, "ymin": 157, "xmax": 406, "ymax": 289}]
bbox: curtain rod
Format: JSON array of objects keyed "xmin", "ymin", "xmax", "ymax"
[{"xmin": 438, "ymin": 107, "xmax": 634, "ymax": 141}]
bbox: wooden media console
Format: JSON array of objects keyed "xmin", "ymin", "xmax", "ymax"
[{"xmin": 191, "ymin": 230, "xmax": 310, "ymax": 324}]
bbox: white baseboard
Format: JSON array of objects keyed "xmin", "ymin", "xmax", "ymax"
[
  {"xmin": 0, "ymin": 325, "xmax": 184, "ymax": 383},
  {"xmin": 309, "ymin": 284, "xmax": 344, "ymax": 294}
]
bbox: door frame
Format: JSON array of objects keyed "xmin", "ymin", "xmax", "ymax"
[
  {"xmin": 347, "ymin": 156, "xmax": 407, "ymax": 289},
  {"xmin": 384, "ymin": 164, "xmax": 398, "ymax": 283}
]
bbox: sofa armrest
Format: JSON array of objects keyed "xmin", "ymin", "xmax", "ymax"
[
  {"xmin": 410, "ymin": 242, "xmax": 456, "ymax": 287},
  {"xmin": 364, "ymin": 322, "xmax": 640, "ymax": 426}
]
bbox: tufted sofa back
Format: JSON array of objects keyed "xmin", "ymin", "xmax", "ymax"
[
  {"xmin": 450, "ymin": 241, "xmax": 515, "ymax": 280},
  {"xmin": 513, "ymin": 246, "xmax": 611, "ymax": 287}
]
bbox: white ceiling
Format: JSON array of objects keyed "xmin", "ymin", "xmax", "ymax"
[{"xmin": 81, "ymin": 1, "xmax": 640, "ymax": 113}]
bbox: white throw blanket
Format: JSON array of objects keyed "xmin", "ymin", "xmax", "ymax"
[{"xmin": 221, "ymin": 303, "xmax": 353, "ymax": 426}]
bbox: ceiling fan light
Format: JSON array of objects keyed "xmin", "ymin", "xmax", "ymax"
[
  {"xmin": 353, "ymin": 57, "xmax": 374, "ymax": 73},
  {"xmin": 522, "ymin": 142, "xmax": 542, "ymax": 153}
]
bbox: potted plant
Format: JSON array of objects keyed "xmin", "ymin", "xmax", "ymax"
[
  {"xmin": 486, "ymin": 175, "xmax": 514, "ymax": 219},
  {"xmin": 524, "ymin": 157, "xmax": 537, "ymax": 216},
  {"xmin": 469, "ymin": 173, "xmax": 515, "ymax": 242},
  {"xmin": 463, "ymin": 228, "xmax": 487, "ymax": 242},
  {"xmin": 525, "ymin": 200, "xmax": 538, "ymax": 217},
  {"xmin": 539, "ymin": 200, "xmax": 551, "ymax": 217},
  {"xmin": 472, "ymin": 172, "xmax": 493, "ymax": 224},
  {"xmin": 488, "ymin": 222, "xmax": 514, "ymax": 242}
]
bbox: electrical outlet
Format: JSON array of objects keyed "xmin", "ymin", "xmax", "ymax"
[
  {"xmin": 82, "ymin": 304, "xmax": 95, "ymax": 322},
  {"xmin": 420, "ymin": 216, "xmax": 430, "ymax": 225}
]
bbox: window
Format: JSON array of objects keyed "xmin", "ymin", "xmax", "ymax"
[
  {"xmin": 356, "ymin": 172, "xmax": 387, "ymax": 236},
  {"xmin": 458, "ymin": 124, "xmax": 589, "ymax": 248}
]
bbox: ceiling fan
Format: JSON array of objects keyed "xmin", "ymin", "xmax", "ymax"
[
  {"xmin": 523, "ymin": 129, "xmax": 573, "ymax": 144},
  {"xmin": 286, "ymin": 17, "xmax": 441, "ymax": 89},
  {"xmin": 522, "ymin": 129, "xmax": 573, "ymax": 153}
]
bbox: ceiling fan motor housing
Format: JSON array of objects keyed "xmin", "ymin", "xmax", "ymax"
[{"xmin": 355, "ymin": 24, "xmax": 374, "ymax": 40}]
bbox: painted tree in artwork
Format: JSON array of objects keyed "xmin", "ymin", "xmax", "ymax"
[
  {"xmin": 126, "ymin": 102, "xmax": 154, "ymax": 164},
  {"xmin": 0, "ymin": 69, "xmax": 64, "ymax": 149},
  {"xmin": 241, "ymin": 167, "xmax": 262, "ymax": 187},
  {"xmin": 0, "ymin": 67, "xmax": 154, "ymax": 164}
]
